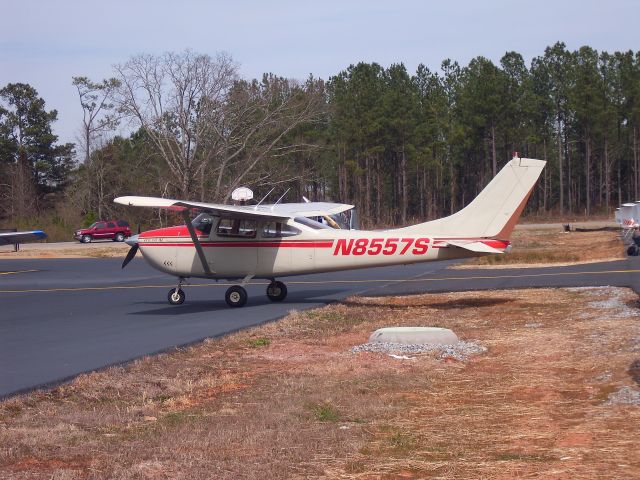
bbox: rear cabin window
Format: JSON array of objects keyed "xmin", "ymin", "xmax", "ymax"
[
  {"xmin": 216, "ymin": 218, "xmax": 257, "ymax": 238},
  {"xmin": 262, "ymin": 222, "xmax": 301, "ymax": 238},
  {"xmin": 107, "ymin": 222, "xmax": 115, "ymax": 228}
]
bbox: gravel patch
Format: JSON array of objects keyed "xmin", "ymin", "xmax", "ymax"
[
  {"xmin": 351, "ymin": 340, "xmax": 487, "ymax": 361},
  {"xmin": 568, "ymin": 286, "xmax": 640, "ymax": 319},
  {"xmin": 525, "ymin": 322, "xmax": 544, "ymax": 328},
  {"xmin": 605, "ymin": 386, "xmax": 640, "ymax": 406},
  {"xmin": 594, "ymin": 372, "xmax": 613, "ymax": 382}
]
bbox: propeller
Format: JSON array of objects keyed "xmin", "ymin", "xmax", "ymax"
[{"xmin": 122, "ymin": 234, "xmax": 139, "ymax": 269}]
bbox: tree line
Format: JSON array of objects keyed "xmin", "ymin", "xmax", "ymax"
[{"xmin": 1, "ymin": 42, "xmax": 640, "ymax": 236}]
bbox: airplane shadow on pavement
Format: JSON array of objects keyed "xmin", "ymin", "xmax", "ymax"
[
  {"xmin": 129, "ymin": 288, "xmax": 346, "ymax": 316},
  {"xmin": 341, "ymin": 296, "xmax": 514, "ymax": 310}
]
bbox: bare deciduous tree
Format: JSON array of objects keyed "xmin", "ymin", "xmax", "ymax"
[
  {"xmin": 204, "ymin": 74, "xmax": 326, "ymax": 201},
  {"xmin": 113, "ymin": 50, "xmax": 238, "ymax": 198},
  {"xmin": 112, "ymin": 51, "xmax": 325, "ymax": 201}
]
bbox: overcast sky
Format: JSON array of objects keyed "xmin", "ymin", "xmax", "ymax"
[{"xmin": 1, "ymin": 0, "xmax": 638, "ymax": 147}]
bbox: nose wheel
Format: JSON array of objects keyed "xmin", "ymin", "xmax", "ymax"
[
  {"xmin": 167, "ymin": 277, "xmax": 187, "ymax": 305},
  {"xmin": 266, "ymin": 280, "xmax": 287, "ymax": 302},
  {"xmin": 225, "ymin": 285, "xmax": 248, "ymax": 308},
  {"xmin": 168, "ymin": 288, "xmax": 185, "ymax": 305}
]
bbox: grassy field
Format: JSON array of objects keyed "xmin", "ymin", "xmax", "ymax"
[
  {"xmin": 462, "ymin": 227, "xmax": 625, "ymax": 267},
  {"xmin": 1, "ymin": 287, "xmax": 639, "ymax": 478}
]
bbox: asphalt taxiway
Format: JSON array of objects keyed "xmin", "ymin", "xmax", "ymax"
[{"xmin": 2, "ymin": 255, "xmax": 639, "ymax": 397}]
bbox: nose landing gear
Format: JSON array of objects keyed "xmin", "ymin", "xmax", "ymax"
[{"xmin": 168, "ymin": 277, "xmax": 187, "ymax": 305}]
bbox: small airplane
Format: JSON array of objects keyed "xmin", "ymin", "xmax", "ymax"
[
  {"xmin": 0, "ymin": 230, "xmax": 47, "ymax": 247},
  {"xmin": 115, "ymin": 156, "xmax": 545, "ymax": 308}
]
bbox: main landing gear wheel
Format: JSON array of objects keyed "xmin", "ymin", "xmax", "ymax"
[
  {"xmin": 225, "ymin": 286, "xmax": 248, "ymax": 308},
  {"xmin": 168, "ymin": 288, "xmax": 186, "ymax": 305},
  {"xmin": 266, "ymin": 281, "xmax": 287, "ymax": 302}
]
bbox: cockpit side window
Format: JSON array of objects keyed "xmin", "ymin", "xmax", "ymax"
[
  {"xmin": 216, "ymin": 218, "xmax": 257, "ymax": 238},
  {"xmin": 192, "ymin": 213, "xmax": 215, "ymax": 235},
  {"xmin": 262, "ymin": 221, "xmax": 301, "ymax": 238}
]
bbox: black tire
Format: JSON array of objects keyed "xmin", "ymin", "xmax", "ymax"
[
  {"xmin": 225, "ymin": 285, "xmax": 248, "ymax": 308},
  {"xmin": 266, "ymin": 281, "xmax": 287, "ymax": 302},
  {"xmin": 168, "ymin": 288, "xmax": 186, "ymax": 305},
  {"xmin": 81, "ymin": 235, "xmax": 92, "ymax": 243},
  {"xmin": 114, "ymin": 233, "xmax": 125, "ymax": 242},
  {"xmin": 627, "ymin": 245, "xmax": 638, "ymax": 257}
]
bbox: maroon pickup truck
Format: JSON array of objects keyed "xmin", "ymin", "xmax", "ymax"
[{"xmin": 74, "ymin": 220, "xmax": 131, "ymax": 243}]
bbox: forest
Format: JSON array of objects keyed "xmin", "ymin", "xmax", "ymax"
[{"xmin": 1, "ymin": 42, "xmax": 640, "ymax": 239}]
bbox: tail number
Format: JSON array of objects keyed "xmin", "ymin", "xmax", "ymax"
[{"xmin": 333, "ymin": 238, "xmax": 430, "ymax": 256}]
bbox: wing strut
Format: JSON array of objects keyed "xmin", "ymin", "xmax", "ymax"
[{"xmin": 181, "ymin": 210, "xmax": 214, "ymax": 276}]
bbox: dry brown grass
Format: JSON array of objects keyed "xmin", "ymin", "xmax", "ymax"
[
  {"xmin": 0, "ymin": 243, "xmax": 130, "ymax": 259},
  {"xmin": 1, "ymin": 286, "xmax": 639, "ymax": 479},
  {"xmin": 464, "ymin": 228, "xmax": 624, "ymax": 267}
]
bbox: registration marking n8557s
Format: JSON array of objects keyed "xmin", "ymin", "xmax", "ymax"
[{"xmin": 333, "ymin": 238, "xmax": 430, "ymax": 256}]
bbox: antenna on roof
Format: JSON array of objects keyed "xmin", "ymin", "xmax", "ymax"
[
  {"xmin": 254, "ymin": 187, "xmax": 276, "ymax": 210},
  {"xmin": 271, "ymin": 188, "xmax": 291, "ymax": 210}
]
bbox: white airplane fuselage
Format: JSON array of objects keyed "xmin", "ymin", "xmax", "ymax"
[
  {"xmin": 117, "ymin": 157, "xmax": 545, "ymax": 307},
  {"xmin": 137, "ymin": 223, "xmax": 509, "ymax": 280}
]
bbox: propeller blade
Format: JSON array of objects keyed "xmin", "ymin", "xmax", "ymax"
[{"xmin": 122, "ymin": 243, "xmax": 139, "ymax": 269}]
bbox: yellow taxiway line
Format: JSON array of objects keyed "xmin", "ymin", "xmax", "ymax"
[
  {"xmin": 0, "ymin": 269, "xmax": 39, "ymax": 276},
  {"xmin": 1, "ymin": 268, "xmax": 639, "ymax": 294}
]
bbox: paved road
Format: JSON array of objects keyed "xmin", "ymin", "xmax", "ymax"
[{"xmin": 2, "ymin": 256, "xmax": 639, "ymax": 398}]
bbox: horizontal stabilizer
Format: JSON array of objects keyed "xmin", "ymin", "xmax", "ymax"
[{"xmin": 445, "ymin": 240, "xmax": 506, "ymax": 254}]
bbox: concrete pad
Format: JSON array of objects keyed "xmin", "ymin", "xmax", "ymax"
[{"xmin": 368, "ymin": 327, "xmax": 458, "ymax": 345}]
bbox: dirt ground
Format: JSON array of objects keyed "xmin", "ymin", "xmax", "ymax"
[{"xmin": 1, "ymin": 285, "xmax": 639, "ymax": 479}]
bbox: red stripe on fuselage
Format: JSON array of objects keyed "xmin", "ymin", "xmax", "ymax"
[
  {"xmin": 140, "ymin": 226, "xmax": 203, "ymax": 238},
  {"xmin": 140, "ymin": 241, "xmax": 334, "ymax": 248}
]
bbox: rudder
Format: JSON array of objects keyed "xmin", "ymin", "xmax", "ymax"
[{"xmin": 394, "ymin": 157, "xmax": 546, "ymax": 238}]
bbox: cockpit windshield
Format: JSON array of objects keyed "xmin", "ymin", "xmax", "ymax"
[
  {"xmin": 293, "ymin": 216, "xmax": 333, "ymax": 230},
  {"xmin": 192, "ymin": 213, "xmax": 215, "ymax": 235}
]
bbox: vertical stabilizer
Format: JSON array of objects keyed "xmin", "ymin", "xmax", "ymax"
[{"xmin": 395, "ymin": 157, "xmax": 546, "ymax": 238}]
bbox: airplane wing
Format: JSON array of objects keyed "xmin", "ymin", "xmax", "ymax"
[
  {"xmin": 114, "ymin": 196, "xmax": 354, "ymax": 220},
  {"xmin": 444, "ymin": 240, "xmax": 507, "ymax": 254},
  {"xmin": 0, "ymin": 230, "xmax": 47, "ymax": 246}
]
